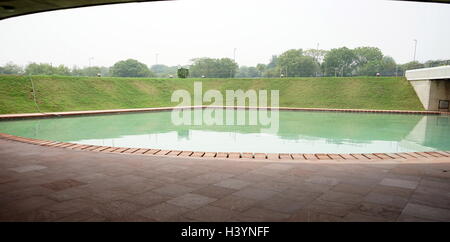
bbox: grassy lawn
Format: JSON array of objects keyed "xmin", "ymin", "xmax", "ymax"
[{"xmin": 0, "ymin": 75, "xmax": 423, "ymax": 114}]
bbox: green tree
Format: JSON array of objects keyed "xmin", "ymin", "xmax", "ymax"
[
  {"xmin": 304, "ymin": 49, "xmax": 328, "ymax": 63},
  {"xmin": 246, "ymin": 67, "xmax": 260, "ymax": 77},
  {"xmin": 323, "ymin": 47, "xmax": 357, "ymax": 76},
  {"xmin": 380, "ymin": 56, "xmax": 397, "ymax": 76},
  {"xmin": 395, "ymin": 61, "xmax": 425, "ymax": 76},
  {"xmin": 189, "ymin": 58, "xmax": 238, "ymax": 78},
  {"xmin": 55, "ymin": 65, "xmax": 71, "ymax": 76},
  {"xmin": 355, "ymin": 61, "xmax": 382, "ymax": 76},
  {"xmin": 25, "ymin": 63, "xmax": 53, "ymax": 75},
  {"xmin": 354, "ymin": 47, "xmax": 383, "ymax": 67},
  {"xmin": 71, "ymin": 66, "xmax": 110, "ymax": 76},
  {"xmin": 266, "ymin": 55, "xmax": 278, "ymax": 69},
  {"xmin": 150, "ymin": 64, "xmax": 178, "ymax": 77},
  {"xmin": 100, "ymin": 67, "xmax": 111, "ymax": 77},
  {"xmin": 82, "ymin": 66, "xmax": 102, "ymax": 76},
  {"xmin": 236, "ymin": 66, "xmax": 260, "ymax": 78},
  {"xmin": 236, "ymin": 66, "xmax": 249, "ymax": 78},
  {"xmin": 256, "ymin": 64, "xmax": 266, "ymax": 76},
  {"xmin": 424, "ymin": 59, "xmax": 450, "ymax": 68},
  {"xmin": 25, "ymin": 63, "xmax": 70, "ymax": 75},
  {"xmin": 401, "ymin": 61, "xmax": 425, "ymax": 71},
  {"xmin": 71, "ymin": 66, "xmax": 84, "ymax": 76},
  {"xmin": 277, "ymin": 49, "xmax": 319, "ymax": 77},
  {"xmin": 262, "ymin": 55, "xmax": 280, "ymax": 77},
  {"xmin": 353, "ymin": 47, "xmax": 384, "ymax": 76},
  {"xmin": 110, "ymin": 59, "xmax": 154, "ymax": 77},
  {"xmin": 189, "ymin": 58, "xmax": 215, "ymax": 77},
  {"xmin": 0, "ymin": 62, "xmax": 23, "ymax": 74},
  {"xmin": 263, "ymin": 67, "xmax": 281, "ymax": 78},
  {"xmin": 218, "ymin": 58, "xmax": 239, "ymax": 78},
  {"xmin": 177, "ymin": 67, "xmax": 189, "ymax": 78}
]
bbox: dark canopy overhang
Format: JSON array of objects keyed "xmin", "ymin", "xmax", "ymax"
[
  {"xmin": 0, "ymin": 0, "xmax": 166, "ymax": 20},
  {"xmin": 0, "ymin": 0, "xmax": 448, "ymax": 21}
]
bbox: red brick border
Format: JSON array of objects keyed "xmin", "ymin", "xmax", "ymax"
[
  {"xmin": 0, "ymin": 106, "xmax": 449, "ymax": 161},
  {"xmin": 1, "ymin": 132, "xmax": 448, "ymax": 161}
]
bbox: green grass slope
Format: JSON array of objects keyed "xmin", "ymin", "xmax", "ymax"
[{"xmin": 0, "ymin": 75, "xmax": 424, "ymax": 114}]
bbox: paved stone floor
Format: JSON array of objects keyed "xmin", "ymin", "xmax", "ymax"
[{"xmin": 1, "ymin": 139, "xmax": 450, "ymax": 222}]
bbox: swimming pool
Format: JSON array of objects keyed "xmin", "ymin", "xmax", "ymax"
[{"xmin": 0, "ymin": 109, "xmax": 449, "ymax": 154}]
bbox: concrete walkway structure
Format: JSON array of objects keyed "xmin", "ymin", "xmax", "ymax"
[
  {"xmin": 1, "ymin": 138, "xmax": 449, "ymax": 222},
  {"xmin": 406, "ymin": 66, "xmax": 450, "ymax": 111}
]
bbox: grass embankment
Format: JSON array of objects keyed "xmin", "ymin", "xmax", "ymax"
[{"xmin": 0, "ymin": 75, "xmax": 423, "ymax": 114}]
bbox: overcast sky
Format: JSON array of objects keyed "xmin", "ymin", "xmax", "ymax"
[{"xmin": 0, "ymin": 0, "xmax": 449, "ymax": 68}]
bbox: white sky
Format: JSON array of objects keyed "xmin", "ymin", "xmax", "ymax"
[{"xmin": 0, "ymin": 0, "xmax": 449, "ymax": 68}]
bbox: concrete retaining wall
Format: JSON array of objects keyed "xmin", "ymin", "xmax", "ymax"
[{"xmin": 406, "ymin": 66, "xmax": 450, "ymax": 111}]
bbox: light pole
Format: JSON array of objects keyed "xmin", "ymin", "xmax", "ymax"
[
  {"xmin": 316, "ymin": 43, "xmax": 320, "ymax": 61},
  {"xmin": 155, "ymin": 53, "xmax": 159, "ymax": 65},
  {"xmin": 413, "ymin": 39, "xmax": 417, "ymax": 62},
  {"xmin": 231, "ymin": 48, "xmax": 237, "ymax": 78},
  {"xmin": 88, "ymin": 57, "xmax": 94, "ymax": 67},
  {"xmin": 316, "ymin": 43, "xmax": 320, "ymax": 77}
]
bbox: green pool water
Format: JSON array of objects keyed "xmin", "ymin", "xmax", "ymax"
[{"xmin": 0, "ymin": 109, "xmax": 449, "ymax": 154}]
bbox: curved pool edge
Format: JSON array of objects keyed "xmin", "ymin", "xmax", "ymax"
[
  {"xmin": 0, "ymin": 105, "xmax": 449, "ymax": 120},
  {"xmin": 1, "ymin": 132, "xmax": 449, "ymax": 162},
  {"xmin": 1, "ymin": 106, "xmax": 450, "ymax": 160}
]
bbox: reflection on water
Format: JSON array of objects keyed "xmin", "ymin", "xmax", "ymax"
[{"xmin": 0, "ymin": 110, "xmax": 449, "ymax": 154}]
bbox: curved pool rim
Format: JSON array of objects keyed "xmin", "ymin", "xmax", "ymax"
[
  {"xmin": 1, "ymin": 105, "xmax": 449, "ymax": 120},
  {"xmin": 1, "ymin": 106, "xmax": 450, "ymax": 161}
]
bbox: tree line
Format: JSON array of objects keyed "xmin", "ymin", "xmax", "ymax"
[
  {"xmin": 1, "ymin": 46, "xmax": 449, "ymax": 78},
  {"xmin": 244, "ymin": 47, "xmax": 449, "ymax": 78}
]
